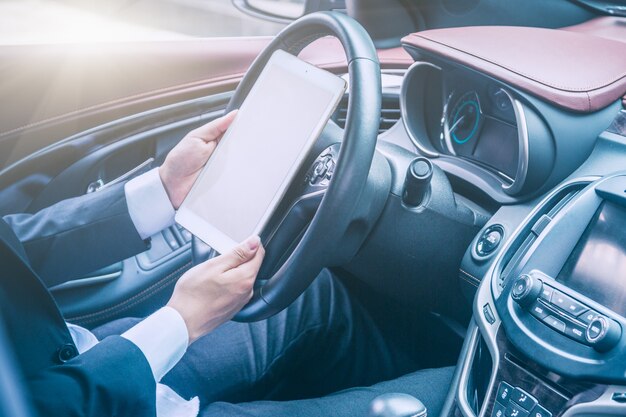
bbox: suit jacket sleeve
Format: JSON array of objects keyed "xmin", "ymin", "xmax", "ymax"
[
  {"xmin": 2, "ymin": 183, "xmax": 149, "ymax": 287},
  {"xmin": 28, "ymin": 336, "xmax": 157, "ymax": 417}
]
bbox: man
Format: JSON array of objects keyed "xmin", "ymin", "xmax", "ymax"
[{"xmin": 0, "ymin": 112, "xmax": 454, "ymax": 417}]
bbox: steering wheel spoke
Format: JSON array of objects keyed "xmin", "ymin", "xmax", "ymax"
[{"xmin": 258, "ymin": 142, "xmax": 341, "ymax": 278}]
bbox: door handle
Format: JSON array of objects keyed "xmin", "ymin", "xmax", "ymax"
[{"xmin": 86, "ymin": 157, "xmax": 154, "ymax": 194}]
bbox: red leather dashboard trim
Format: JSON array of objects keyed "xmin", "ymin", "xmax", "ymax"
[
  {"xmin": 562, "ymin": 17, "xmax": 626, "ymax": 108},
  {"xmin": 401, "ymin": 23, "xmax": 626, "ymax": 113}
]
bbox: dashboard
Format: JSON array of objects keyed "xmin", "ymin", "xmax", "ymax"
[{"xmin": 391, "ymin": 19, "xmax": 626, "ymax": 417}]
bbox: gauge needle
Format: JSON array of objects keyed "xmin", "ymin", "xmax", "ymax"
[{"xmin": 449, "ymin": 115, "xmax": 466, "ymax": 133}]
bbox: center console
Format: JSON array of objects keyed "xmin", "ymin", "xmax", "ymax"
[{"xmin": 448, "ymin": 174, "xmax": 626, "ymax": 417}]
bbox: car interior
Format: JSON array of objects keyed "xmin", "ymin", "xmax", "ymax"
[{"xmin": 1, "ymin": 0, "xmax": 626, "ymax": 416}]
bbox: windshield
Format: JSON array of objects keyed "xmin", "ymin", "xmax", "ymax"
[{"xmin": 0, "ymin": 0, "xmax": 298, "ymax": 45}]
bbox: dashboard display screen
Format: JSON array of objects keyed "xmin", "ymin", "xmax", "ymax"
[
  {"xmin": 557, "ymin": 202, "xmax": 626, "ymax": 316},
  {"xmin": 471, "ymin": 117, "xmax": 519, "ymax": 178}
]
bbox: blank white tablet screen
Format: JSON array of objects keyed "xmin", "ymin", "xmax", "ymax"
[{"xmin": 181, "ymin": 52, "xmax": 344, "ymax": 245}]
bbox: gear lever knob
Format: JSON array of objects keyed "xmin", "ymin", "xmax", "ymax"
[{"xmin": 368, "ymin": 393, "xmax": 427, "ymax": 417}]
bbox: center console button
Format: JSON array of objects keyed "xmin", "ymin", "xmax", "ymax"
[
  {"xmin": 579, "ymin": 310, "xmax": 598, "ymax": 325},
  {"xmin": 493, "ymin": 402, "xmax": 506, "ymax": 417},
  {"xmin": 542, "ymin": 315, "xmax": 566, "ymax": 333},
  {"xmin": 585, "ymin": 316, "xmax": 622, "ymax": 352},
  {"xmin": 496, "ymin": 382, "xmax": 514, "ymax": 405},
  {"xmin": 564, "ymin": 321, "xmax": 587, "ymax": 343},
  {"xmin": 511, "ymin": 388, "xmax": 537, "ymax": 411},
  {"xmin": 529, "ymin": 301, "xmax": 549, "ymax": 320},
  {"xmin": 531, "ymin": 405, "xmax": 552, "ymax": 417},
  {"xmin": 505, "ymin": 402, "xmax": 529, "ymax": 417},
  {"xmin": 549, "ymin": 290, "xmax": 586, "ymax": 316},
  {"xmin": 511, "ymin": 274, "xmax": 543, "ymax": 308},
  {"xmin": 539, "ymin": 285, "xmax": 553, "ymax": 302}
]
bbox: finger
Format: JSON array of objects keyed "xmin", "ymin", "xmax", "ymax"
[
  {"xmin": 225, "ymin": 244, "xmax": 265, "ymax": 279},
  {"xmin": 189, "ymin": 110, "xmax": 237, "ymax": 142},
  {"xmin": 217, "ymin": 235, "xmax": 261, "ymax": 271}
]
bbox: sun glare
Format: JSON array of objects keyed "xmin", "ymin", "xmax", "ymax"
[{"xmin": 2, "ymin": 0, "xmax": 187, "ymax": 45}]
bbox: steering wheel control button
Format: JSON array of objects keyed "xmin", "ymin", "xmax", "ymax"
[
  {"xmin": 57, "ymin": 343, "xmax": 79, "ymax": 363},
  {"xmin": 511, "ymin": 389, "xmax": 537, "ymax": 411},
  {"xmin": 542, "ymin": 315, "xmax": 566, "ymax": 333},
  {"xmin": 505, "ymin": 401, "xmax": 529, "ymax": 417},
  {"xmin": 492, "ymin": 402, "xmax": 506, "ymax": 417},
  {"xmin": 476, "ymin": 225, "xmax": 504, "ymax": 257},
  {"xmin": 549, "ymin": 290, "xmax": 586, "ymax": 316},
  {"xmin": 402, "ymin": 157, "xmax": 433, "ymax": 207},
  {"xmin": 496, "ymin": 382, "xmax": 514, "ymax": 405},
  {"xmin": 511, "ymin": 274, "xmax": 542, "ymax": 308},
  {"xmin": 531, "ymin": 405, "xmax": 552, "ymax": 417},
  {"xmin": 585, "ymin": 316, "xmax": 622, "ymax": 352},
  {"xmin": 308, "ymin": 153, "xmax": 336, "ymax": 186}
]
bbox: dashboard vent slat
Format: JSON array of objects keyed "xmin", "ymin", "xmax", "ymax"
[{"xmin": 333, "ymin": 94, "xmax": 400, "ymax": 134}]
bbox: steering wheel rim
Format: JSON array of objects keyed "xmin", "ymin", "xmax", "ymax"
[{"xmin": 193, "ymin": 11, "xmax": 381, "ymax": 322}]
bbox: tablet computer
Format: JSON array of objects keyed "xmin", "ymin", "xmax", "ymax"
[{"xmin": 175, "ymin": 50, "xmax": 347, "ymax": 254}]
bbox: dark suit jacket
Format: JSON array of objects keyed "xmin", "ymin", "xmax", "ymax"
[{"xmin": 0, "ymin": 183, "xmax": 157, "ymax": 417}]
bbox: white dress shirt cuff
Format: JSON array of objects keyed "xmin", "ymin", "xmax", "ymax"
[
  {"xmin": 125, "ymin": 168, "xmax": 176, "ymax": 240},
  {"xmin": 122, "ymin": 306, "xmax": 189, "ymax": 382}
]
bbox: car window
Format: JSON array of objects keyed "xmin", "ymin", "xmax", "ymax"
[{"xmin": 0, "ymin": 0, "xmax": 297, "ymax": 45}]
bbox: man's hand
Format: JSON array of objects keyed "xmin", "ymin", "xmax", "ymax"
[
  {"xmin": 166, "ymin": 236, "xmax": 264, "ymax": 344},
  {"xmin": 159, "ymin": 111, "xmax": 237, "ymax": 209}
]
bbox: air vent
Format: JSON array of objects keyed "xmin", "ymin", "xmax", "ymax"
[
  {"xmin": 333, "ymin": 93, "xmax": 401, "ymax": 134},
  {"xmin": 498, "ymin": 182, "xmax": 589, "ymax": 289}
]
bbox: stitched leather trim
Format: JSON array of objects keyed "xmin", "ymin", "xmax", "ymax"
[
  {"xmin": 67, "ymin": 262, "xmax": 191, "ymax": 325},
  {"xmin": 459, "ymin": 268, "xmax": 481, "ymax": 288}
]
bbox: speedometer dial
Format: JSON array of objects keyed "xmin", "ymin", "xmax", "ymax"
[{"xmin": 443, "ymin": 91, "xmax": 483, "ymax": 155}]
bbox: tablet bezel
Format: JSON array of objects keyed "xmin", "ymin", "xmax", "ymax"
[{"xmin": 175, "ymin": 49, "xmax": 347, "ymax": 254}]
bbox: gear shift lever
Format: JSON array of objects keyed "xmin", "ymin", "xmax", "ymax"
[
  {"xmin": 368, "ymin": 393, "xmax": 427, "ymax": 417},
  {"xmin": 402, "ymin": 157, "xmax": 433, "ymax": 207}
]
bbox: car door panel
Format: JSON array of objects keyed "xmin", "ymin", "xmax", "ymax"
[
  {"xmin": 2, "ymin": 96, "xmax": 230, "ymax": 327},
  {"xmin": 0, "ymin": 36, "xmax": 412, "ymax": 171},
  {"xmin": 0, "ymin": 32, "xmax": 415, "ymax": 326}
]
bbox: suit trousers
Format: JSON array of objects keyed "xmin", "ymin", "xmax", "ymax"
[{"xmin": 93, "ymin": 270, "xmax": 454, "ymax": 417}]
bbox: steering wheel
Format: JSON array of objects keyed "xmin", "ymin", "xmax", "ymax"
[{"xmin": 192, "ymin": 11, "xmax": 382, "ymax": 322}]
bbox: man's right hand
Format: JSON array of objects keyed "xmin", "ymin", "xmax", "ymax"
[{"xmin": 166, "ymin": 236, "xmax": 265, "ymax": 344}]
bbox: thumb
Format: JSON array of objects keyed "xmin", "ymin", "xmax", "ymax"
[
  {"xmin": 219, "ymin": 236, "xmax": 261, "ymax": 271},
  {"xmin": 189, "ymin": 110, "xmax": 238, "ymax": 142}
]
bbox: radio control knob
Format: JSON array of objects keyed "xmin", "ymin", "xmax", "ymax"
[
  {"xmin": 511, "ymin": 274, "xmax": 542, "ymax": 308},
  {"xmin": 585, "ymin": 316, "xmax": 622, "ymax": 352}
]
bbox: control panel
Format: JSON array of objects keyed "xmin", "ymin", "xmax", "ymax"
[
  {"xmin": 492, "ymin": 382, "xmax": 551, "ymax": 417},
  {"xmin": 511, "ymin": 271, "xmax": 622, "ymax": 352}
]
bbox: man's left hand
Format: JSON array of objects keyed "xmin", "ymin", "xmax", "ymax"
[{"xmin": 159, "ymin": 111, "xmax": 237, "ymax": 209}]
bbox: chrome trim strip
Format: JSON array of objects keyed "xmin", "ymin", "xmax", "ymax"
[
  {"xmin": 501, "ymin": 90, "xmax": 530, "ymax": 195},
  {"xmin": 50, "ymin": 271, "xmax": 122, "ymax": 291},
  {"xmin": 456, "ymin": 323, "xmax": 483, "ymax": 417},
  {"xmin": 98, "ymin": 157, "xmax": 154, "ymax": 191}
]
